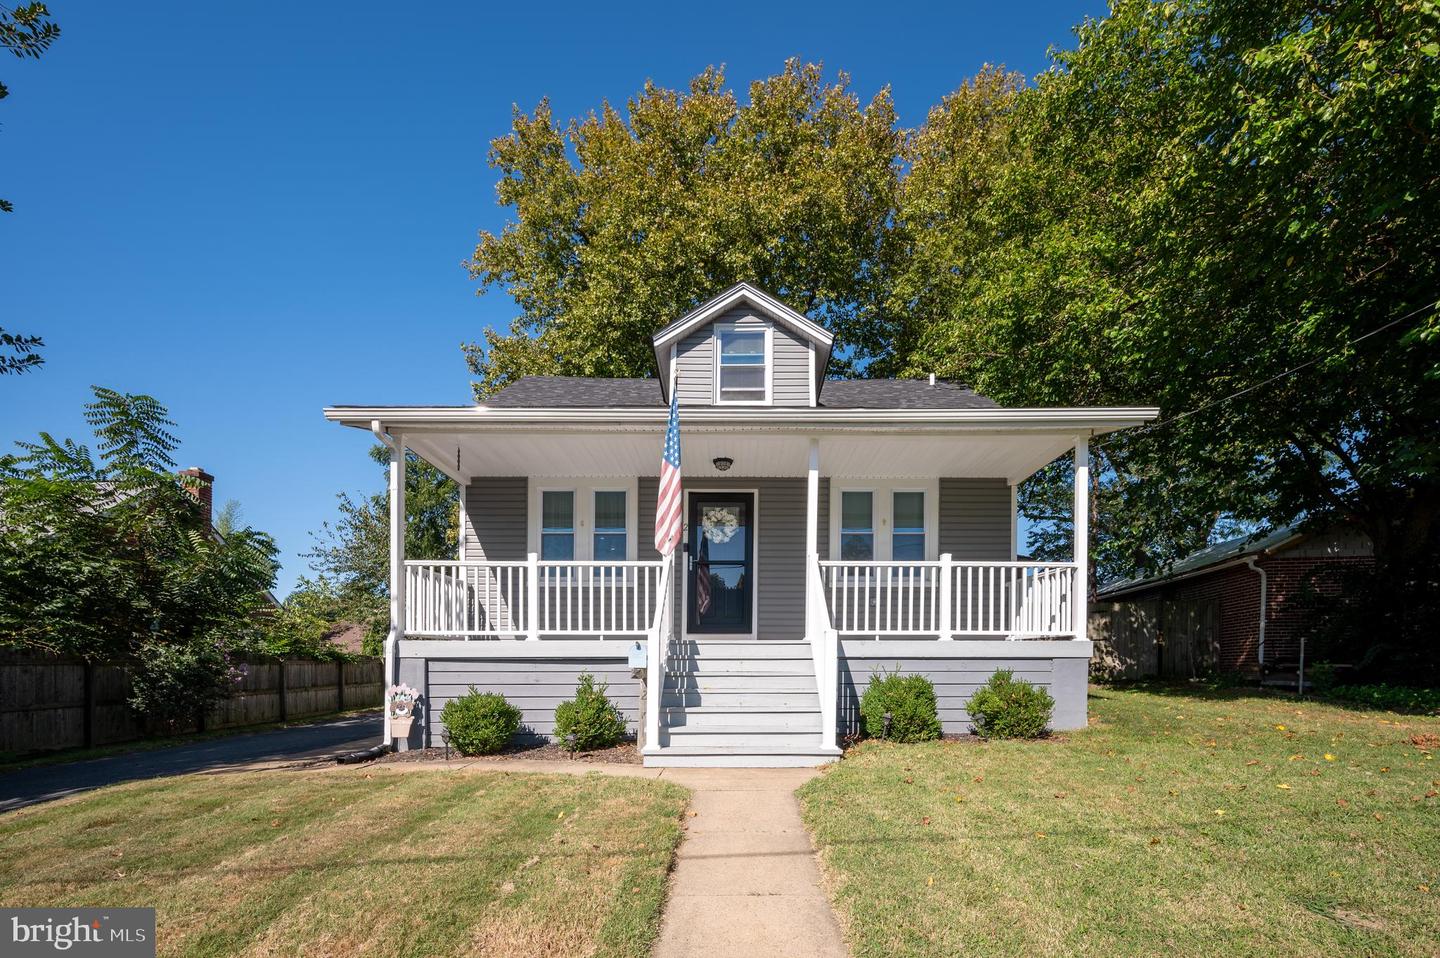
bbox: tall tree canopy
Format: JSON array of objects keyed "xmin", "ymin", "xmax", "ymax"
[
  {"xmin": 464, "ymin": 16, "xmax": 1440, "ymax": 670},
  {"xmin": 887, "ymin": 1, "xmax": 1440, "ymax": 597},
  {"xmin": 465, "ymin": 60, "xmax": 901, "ymax": 396},
  {"xmin": 0, "ymin": 2, "xmax": 60, "ymax": 374}
]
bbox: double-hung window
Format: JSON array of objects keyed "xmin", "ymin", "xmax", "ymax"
[
  {"xmin": 592, "ymin": 490, "xmax": 627, "ymax": 561},
  {"xmin": 892, "ymin": 491, "xmax": 926, "ymax": 561},
  {"xmin": 840, "ymin": 491, "xmax": 875, "ymax": 560},
  {"xmin": 716, "ymin": 325, "xmax": 768, "ymax": 403},
  {"xmin": 540, "ymin": 490, "xmax": 575, "ymax": 560}
]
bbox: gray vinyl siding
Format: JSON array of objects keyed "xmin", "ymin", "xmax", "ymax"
[
  {"xmin": 463, "ymin": 478, "xmax": 528, "ymax": 561},
  {"xmin": 816, "ymin": 478, "xmax": 830, "ymax": 560},
  {"xmin": 424, "ymin": 657, "xmax": 640, "ymax": 744},
  {"xmin": 939, "ymin": 478, "xmax": 1012, "ymax": 560},
  {"xmin": 837, "ymin": 653, "xmax": 1088, "ymax": 733},
  {"xmin": 771, "ymin": 324, "xmax": 811, "ymax": 405},
  {"xmin": 673, "ymin": 307, "xmax": 813, "ymax": 407}
]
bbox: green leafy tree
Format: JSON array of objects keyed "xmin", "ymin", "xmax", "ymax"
[
  {"xmin": 884, "ymin": 1, "xmax": 1440, "ymax": 675},
  {"xmin": 0, "ymin": 387, "xmax": 280, "ymax": 716},
  {"xmin": 304, "ymin": 445, "xmax": 458, "ymax": 652},
  {"xmin": 464, "ymin": 60, "xmax": 901, "ymax": 396},
  {"xmin": 1, "ymin": 2, "xmax": 61, "ymax": 374}
]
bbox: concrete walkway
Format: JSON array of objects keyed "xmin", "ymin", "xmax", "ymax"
[
  {"xmin": 349, "ymin": 758, "xmax": 849, "ymax": 957},
  {"xmin": 651, "ymin": 767, "xmax": 849, "ymax": 958}
]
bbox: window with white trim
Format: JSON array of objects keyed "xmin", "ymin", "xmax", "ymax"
[
  {"xmin": 892, "ymin": 491, "xmax": 926, "ymax": 561},
  {"xmin": 830, "ymin": 481, "xmax": 938, "ymax": 562},
  {"xmin": 840, "ymin": 491, "xmax": 875, "ymax": 560},
  {"xmin": 593, "ymin": 490, "xmax": 627, "ymax": 561},
  {"xmin": 716, "ymin": 325, "xmax": 768, "ymax": 403},
  {"xmin": 540, "ymin": 490, "xmax": 575, "ymax": 560}
]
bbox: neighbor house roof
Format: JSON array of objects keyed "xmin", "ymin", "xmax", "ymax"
[
  {"xmin": 1097, "ymin": 525, "xmax": 1307, "ymax": 599},
  {"xmin": 481, "ymin": 375, "xmax": 997, "ymax": 410}
]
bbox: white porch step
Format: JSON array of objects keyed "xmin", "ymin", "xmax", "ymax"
[
  {"xmin": 668, "ymin": 641, "xmax": 811, "ymax": 660},
  {"xmin": 664, "ymin": 672, "xmax": 818, "ymax": 692},
  {"xmin": 662, "ymin": 727, "xmax": 822, "ymax": 747},
  {"xmin": 644, "ymin": 744, "xmax": 841, "ymax": 768},
  {"xmin": 662, "ymin": 706, "xmax": 821, "ymax": 733},
  {"xmin": 665, "ymin": 658, "xmax": 813, "ymax": 676},
  {"xmin": 661, "ymin": 689, "xmax": 819, "ymax": 708}
]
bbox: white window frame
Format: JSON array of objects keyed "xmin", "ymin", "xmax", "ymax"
[
  {"xmin": 828, "ymin": 480, "xmax": 940, "ymax": 561},
  {"xmin": 712, "ymin": 320, "xmax": 773, "ymax": 406},
  {"xmin": 528, "ymin": 478, "xmax": 639, "ymax": 561}
]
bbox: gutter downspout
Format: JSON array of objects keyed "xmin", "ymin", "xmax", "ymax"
[
  {"xmin": 372, "ymin": 420, "xmax": 401, "ymax": 748},
  {"xmin": 1244, "ymin": 557, "xmax": 1268, "ymax": 673}
]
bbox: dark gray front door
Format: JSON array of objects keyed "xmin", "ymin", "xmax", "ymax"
[{"xmin": 686, "ymin": 493, "xmax": 754, "ymax": 635}]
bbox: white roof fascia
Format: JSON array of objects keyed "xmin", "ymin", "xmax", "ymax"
[
  {"xmin": 651, "ymin": 282, "xmax": 835, "ymax": 352},
  {"xmin": 324, "ymin": 405, "xmax": 1160, "ymax": 435}
]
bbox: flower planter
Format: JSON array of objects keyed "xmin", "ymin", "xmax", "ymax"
[{"xmin": 389, "ymin": 715, "xmax": 414, "ymax": 741}]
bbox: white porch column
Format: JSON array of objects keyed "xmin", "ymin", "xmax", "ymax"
[
  {"xmin": 387, "ymin": 429, "xmax": 406, "ymax": 682},
  {"xmin": 1072, "ymin": 436, "xmax": 1090, "ymax": 641}
]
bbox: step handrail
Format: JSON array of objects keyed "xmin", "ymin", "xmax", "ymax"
[
  {"xmin": 806, "ymin": 552, "xmax": 838, "ymax": 750},
  {"xmin": 644, "ymin": 554, "xmax": 675, "ymax": 751}
]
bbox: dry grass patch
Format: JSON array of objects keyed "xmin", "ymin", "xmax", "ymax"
[
  {"xmin": 798, "ymin": 683, "xmax": 1440, "ymax": 958},
  {"xmin": 0, "ymin": 767, "xmax": 687, "ymax": 958}
]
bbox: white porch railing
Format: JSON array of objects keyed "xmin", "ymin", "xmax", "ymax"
[
  {"xmin": 404, "ymin": 558, "xmax": 666, "ymax": 639},
  {"xmin": 819, "ymin": 557, "xmax": 1080, "ymax": 639}
]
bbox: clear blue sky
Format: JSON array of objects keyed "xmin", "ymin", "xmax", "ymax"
[{"xmin": 1, "ymin": 1, "xmax": 1104, "ymax": 594}]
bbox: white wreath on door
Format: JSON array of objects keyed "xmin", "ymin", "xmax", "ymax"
[{"xmin": 700, "ymin": 507, "xmax": 739, "ymax": 544}]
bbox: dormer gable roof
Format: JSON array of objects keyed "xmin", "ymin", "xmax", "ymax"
[{"xmin": 651, "ymin": 282, "xmax": 834, "ymax": 402}]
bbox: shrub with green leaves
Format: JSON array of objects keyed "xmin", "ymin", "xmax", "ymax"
[
  {"xmin": 554, "ymin": 672, "xmax": 628, "ymax": 751},
  {"xmin": 440, "ymin": 687, "xmax": 521, "ymax": 755},
  {"xmin": 859, "ymin": 667, "xmax": 942, "ymax": 742},
  {"xmin": 966, "ymin": 669, "xmax": 1054, "ymax": 739}
]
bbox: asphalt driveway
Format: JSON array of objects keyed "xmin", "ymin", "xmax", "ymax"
[{"xmin": 0, "ymin": 710, "xmax": 382, "ymax": 814}]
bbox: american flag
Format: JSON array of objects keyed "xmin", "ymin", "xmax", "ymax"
[{"xmin": 654, "ymin": 387, "xmax": 682, "ymax": 556}]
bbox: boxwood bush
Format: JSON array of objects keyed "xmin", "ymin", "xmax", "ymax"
[
  {"xmin": 859, "ymin": 667, "xmax": 942, "ymax": 742},
  {"xmin": 440, "ymin": 687, "xmax": 521, "ymax": 755},
  {"xmin": 966, "ymin": 669, "xmax": 1054, "ymax": 739},
  {"xmin": 554, "ymin": 672, "xmax": 628, "ymax": 751}
]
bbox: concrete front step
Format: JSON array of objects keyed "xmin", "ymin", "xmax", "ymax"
[{"xmin": 643, "ymin": 744, "xmax": 841, "ymax": 768}]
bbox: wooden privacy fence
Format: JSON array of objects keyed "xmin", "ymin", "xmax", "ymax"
[
  {"xmin": 1089, "ymin": 598, "xmax": 1220, "ymax": 680},
  {"xmin": 0, "ymin": 652, "xmax": 384, "ymax": 757}
]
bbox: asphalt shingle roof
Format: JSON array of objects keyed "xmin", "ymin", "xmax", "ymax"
[{"xmin": 482, "ymin": 376, "xmax": 997, "ymax": 410}]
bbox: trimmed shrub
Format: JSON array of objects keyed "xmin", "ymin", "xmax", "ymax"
[
  {"xmin": 859, "ymin": 667, "xmax": 942, "ymax": 742},
  {"xmin": 967, "ymin": 669, "xmax": 1054, "ymax": 739},
  {"xmin": 554, "ymin": 672, "xmax": 628, "ymax": 751},
  {"xmin": 440, "ymin": 687, "xmax": 521, "ymax": 755}
]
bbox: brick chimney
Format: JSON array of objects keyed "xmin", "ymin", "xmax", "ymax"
[{"xmin": 178, "ymin": 467, "xmax": 215, "ymax": 527}]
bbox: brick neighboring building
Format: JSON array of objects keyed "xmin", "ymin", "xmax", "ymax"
[{"xmin": 1096, "ymin": 525, "xmax": 1374, "ymax": 678}]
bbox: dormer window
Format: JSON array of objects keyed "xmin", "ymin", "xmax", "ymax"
[{"xmin": 715, "ymin": 323, "xmax": 769, "ymax": 404}]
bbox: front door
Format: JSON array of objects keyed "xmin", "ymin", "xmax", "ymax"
[{"xmin": 686, "ymin": 493, "xmax": 755, "ymax": 635}]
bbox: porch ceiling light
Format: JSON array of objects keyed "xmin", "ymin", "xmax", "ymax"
[{"xmin": 712, "ymin": 456, "xmax": 734, "ymax": 472}]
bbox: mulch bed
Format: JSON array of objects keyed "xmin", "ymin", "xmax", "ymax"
[{"xmin": 375, "ymin": 740, "xmax": 642, "ymax": 765}]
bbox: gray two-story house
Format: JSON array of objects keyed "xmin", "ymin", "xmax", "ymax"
[{"xmin": 324, "ymin": 283, "xmax": 1156, "ymax": 766}]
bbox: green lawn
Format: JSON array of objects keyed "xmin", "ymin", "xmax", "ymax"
[
  {"xmin": 798, "ymin": 684, "xmax": 1440, "ymax": 958},
  {"xmin": 0, "ymin": 768, "xmax": 688, "ymax": 958}
]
